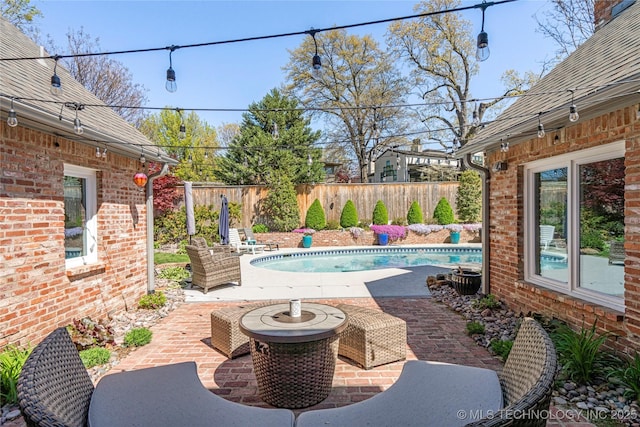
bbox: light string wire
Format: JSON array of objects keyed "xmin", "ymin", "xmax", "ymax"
[{"xmin": 0, "ymin": 0, "xmax": 514, "ymax": 62}]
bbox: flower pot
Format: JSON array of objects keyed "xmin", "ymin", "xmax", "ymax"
[
  {"xmin": 302, "ymin": 235, "xmax": 313, "ymax": 248},
  {"xmin": 451, "ymin": 270, "xmax": 482, "ymax": 295},
  {"xmin": 378, "ymin": 233, "xmax": 389, "ymax": 246},
  {"xmin": 449, "ymin": 231, "xmax": 460, "ymax": 244}
]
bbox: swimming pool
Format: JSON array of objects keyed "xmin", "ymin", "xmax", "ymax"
[{"xmin": 251, "ymin": 247, "xmax": 483, "ymax": 273}]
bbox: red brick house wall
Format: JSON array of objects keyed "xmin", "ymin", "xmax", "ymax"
[
  {"xmin": 485, "ymin": 105, "xmax": 640, "ymax": 354},
  {"xmin": 1, "ymin": 123, "xmax": 148, "ymax": 347}
]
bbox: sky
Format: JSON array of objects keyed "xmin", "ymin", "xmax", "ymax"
[{"xmin": 30, "ymin": 0, "xmax": 558, "ymax": 131}]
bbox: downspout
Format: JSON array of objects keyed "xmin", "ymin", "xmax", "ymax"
[
  {"xmin": 464, "ymin": 154, "xmax": 491, "ymax": 294},
  {"xmin": 146, "ymin": 163, "xmax": 170, "ymax": 294}
]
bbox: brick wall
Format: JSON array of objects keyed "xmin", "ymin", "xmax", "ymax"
[
  {"xmin": 485, "ymin": 105, "xmax": 640, "ymax": 354},
  {"xmin": 1, "ymin": 123, "xmax": 149, "ymax": 347}
]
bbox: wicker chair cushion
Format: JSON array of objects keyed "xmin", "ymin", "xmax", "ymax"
[
  {"xmin": 185, "ymin": 244, "xmax": 241, "ymax": 294},
  {"xmin": 17, "ymin": 327, "xmax": 94, "ymax": 427}
]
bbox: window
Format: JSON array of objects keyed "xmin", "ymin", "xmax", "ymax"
[
  {"xmin": 524, "ymin": 142, "xmax": 625, "ymax": 311},
  {"xmin": 64, "ymin": 164, "xmax": 97, "ymax": 267}
]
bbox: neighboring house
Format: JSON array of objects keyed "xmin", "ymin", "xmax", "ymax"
[
  {"xmin": 0, "ymin": 18, "xmax": 177, "ymax": 347},
  {"xmin": 371, "ymin": 144, "xmax": 461, "ymax": 183},
  {"xmin": 457, "ymin": 0, "xmax": 640, "ymax": 353}
]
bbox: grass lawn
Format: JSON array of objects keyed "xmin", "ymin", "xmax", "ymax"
[{"xmin": 154, "ymin": 252, "xmax": 189, "ymax": 265}]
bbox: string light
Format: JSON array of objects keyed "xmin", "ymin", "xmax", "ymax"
[
  {"xmin": 165, "ymin": 46, "xmax": 178, "ymax": 93},
  {"xmin": 177, "ymin": 109, "xmax": 186, "ymax": 139},
  {"xmin": 50, "ymin": 56, "xmax": 62, "ymax": 96},
  {"xmin": 476, "ymin": 2, "xmax": 490, "ymax": 61},
  {"xmin": 308, "ymin": 29, "xmax": 321, "ymax": 71},
  {"xmin": 500, "ymin": 134, "xmax": 510, "ymax": 152},
  {"xmin": 7, "ymin": 98, "xmax": 17, "ymax": 127},
  {"xmin": 95, "ymin": 146, "xmax": 101, "ymax": 157},
  {"xmin": 65, "ymin": 102, "xmax": 85, "ymax": 135},
  {"xmin": 101, "ymin": 147, "xmax": 107, "ymax": 159},
  {"xmin": 537, "ymin": 113, "xmax": 545, "ymax": 138},
  {"xmin": 568, "ymin": 89, "xmax": 579, "ymax": 122},
  {"xmin": 139, "ymin": 148, "xmax": 146, "ymax": 165},
  {"xmin": 272, "ymin": 122, "xmax": 279, "ymax": 140}
]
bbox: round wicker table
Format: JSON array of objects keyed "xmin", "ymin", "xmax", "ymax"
[{"xmin": 239, "ymin": 302, "xmax": 348, "ymax": 409}]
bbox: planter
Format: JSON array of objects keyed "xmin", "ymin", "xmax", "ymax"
[
  {"xmin": 302, "ymin": 235, "xmax": 313, "ymax": 248},
  {"xmin": 451, "ymin": 270, "xmax": 482, "ymax": 295},
  {"xmin": 378, "ymin": 233, "xmax": 389, "ymax": 246},
  {"xmin": 449, "ymin": 231, "xmax": 460, "ymax": 244}
]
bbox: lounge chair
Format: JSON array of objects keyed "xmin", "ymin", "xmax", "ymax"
[
  {"xmin": 17, "ymin": 327, "xmax": 295, "ymax": 427},
  {"xmin": 229, "ymin": 228, "xmax": 265, "ymax": 254},
  {"xmin": 185, "ymin": 244, "xmax": 241, "ymax": 293},
  {"xmin": 243, "ymin": 227, "xmax": 279, "ymax": 251},
  {"xmin": 609, "ymin": 240, "xmax": 625, "ymax": 265},
  {"xmin": 539, "ymin": 225, "xmax": 555, "ymax": 250}
]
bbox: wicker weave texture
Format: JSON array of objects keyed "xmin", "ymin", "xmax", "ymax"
[
  {"xmin": 211, "ymin": 301, "xmax": 284, "ymax": 358},
  {"xmin": 185, "ymin": 244, "xmax": 241, "ymax": 294},
  {"xmin": 609, "ymin": 241, "xmax": 625, "ymax": 265},
  {"xmin": 466, "ymin": 317, "xmax": 557, "ymax": 427},
  {"xmin": 17, "ymin": 327, "xmax": 94, "ymax": 427},
  {"xmin": 336, "ymin": 304, "xmax": 407, "ymax": 369},
  {"xmin": 249, "ymin": 336, "xmax": 340, "ymax": 409}
]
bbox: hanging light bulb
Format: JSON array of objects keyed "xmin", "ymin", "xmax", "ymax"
[
  {"xmin": 272, "ymin": 122, "xmax": 279, "ymax": 140},
  {"xmin": 101, "ymin": 147, "xmax": 107, "ymax": 159},
  {"xmin": 7, "ymin": 98, "xmax": 18, "ymax": 127},
  {"xmin": 476, "ymin": 4, "xmax": 490, "ymax": 61},
  {"xmin": 95, "ymin": 146, "xmax": 101, "ymax": 157},
  {"xmin": 179, "ymin": 123, "xmax": 186, "ymax": 139},
  {"xmin": 73, "ymin": 107, "xmax": 83, "ymax": 135},
  {"xmin": 50, "ymin": 57, "xmax": 63, "ymax": 96},
  {"xmin": 537, "ymin": 113, "xmax": 545, "ymax": 138},
  {"xmin": 307, "ymin": 153, "xmax": 313, "ymax": 166},
  {"xmin": 165, "ymin": 46, "xmax": 178, "ymax": 93},
  {"xmin": 309, "ymin": 29, "xmax": 321, "ymax": 71},
  {"xmin": 140, "ymin": 149, "xmax": 146, "ymax": 165},
  {"xmin": 568, "ymin": 90, "xmax": 579, "ymax": 122}
]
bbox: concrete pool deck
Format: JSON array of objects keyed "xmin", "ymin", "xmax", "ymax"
[{"xmin": 184, "ymin": 244, "xmax": 482, "ymax": 303}]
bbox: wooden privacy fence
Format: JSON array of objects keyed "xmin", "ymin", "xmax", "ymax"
[{"xmin": 182, "ymin": 182, "xmax": 460, "ymax": 228}]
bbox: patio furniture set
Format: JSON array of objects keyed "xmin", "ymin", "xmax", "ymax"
[{"xmin": 18, "ymin": 297, "xmax": 557, "ymax": 426}]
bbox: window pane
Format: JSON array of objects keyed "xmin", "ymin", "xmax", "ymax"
[
  {"xmin": 578, "ymin": 157, "xmax": 625, "ymax": 297},
  {"xmin": 64, "ymin": 176, "xmax": 87, "ymax": 259},
  {"xmin": 536, "ymin": 168, "xmax": 568, "ymax": 282}
]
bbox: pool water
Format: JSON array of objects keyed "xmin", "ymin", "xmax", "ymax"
[{"xmin": 251, "ymin": 247, "xmax": 483, "ymax": 273}]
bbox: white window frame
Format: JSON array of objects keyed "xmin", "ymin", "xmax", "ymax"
[
  {"xmin": 64, "ymin": 164, "xmax": 98, "ymax": 268},
  {"xmin": 524, "ymin": 141, "xmax": 625, "ymax": 312}
]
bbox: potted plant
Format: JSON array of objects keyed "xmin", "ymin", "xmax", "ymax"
[
  {"xmin": 451, "ymin": 267, "xmax": 482, "ymax": 295},
  {"xmin": 293, "ymin": 228, "xmax": 315, "ymax": 248},
  {"xmin": 445, "ymin": 224, "xmax": 463, "ymax": 244}
]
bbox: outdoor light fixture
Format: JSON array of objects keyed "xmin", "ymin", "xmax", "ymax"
[
  {"xmin": 65, "ymin": 102, "xmax": 85, "ymax": 134},
  {"xmin": 50, "ymin": 56, "xmax": 62, "ymax": 96},
  {"xmin": 96, "ymin": 146, "xmax": 101, "ymax": 157},
  {"xmin": 476, "ymin": 3, "xmax": 490, "ymax": 61},
  {"xmin": 165, "ymin": 46, "xmax": 178, "ymax": 93},
  {"xmin": 309, "ymin": 29, "xmax": 321, "ymax": 71},
  {"xmin": 7, "ymin": 98, "xmax": 18, "ymax": 127},
  {"xmin": 272, "ymin": 122, "xmax": 279, "ymax": 140},
  {"xmin": 177, "ymin": 109, "xmax": 186, "ymax": 139},
  {"xmin": 307, "ymin": 153, "xmax": 313, "ymax": 166},
  {"xmin": 500, "ymin": 135, "xmax": 510, "ymax": 153},
  {"xmin": 140, "ymin": 148, "xmax": 146, "ymax": 165},
  {"xmin": 568, "ymin": 90, "xmax": 579, "ymax": 122},
  {"xmin": 537, "ymin": 113, "xmax": 545, "ymax": 138},
  {"xmin": 101, "ymin": 147, "xmax": 107, "ymax": 159}
]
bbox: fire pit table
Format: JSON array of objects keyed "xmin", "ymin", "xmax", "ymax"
[{"xmin": 239, "ymin": 302, "xmax": 348, "ymax": 409}]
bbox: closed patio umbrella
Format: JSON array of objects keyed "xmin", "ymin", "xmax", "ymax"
[
  {"xmin": 219, "ymin": 194, "xmax": 229, "ymax": 245},
  {"xmin": 184, "ymin": 182, "xmax": 196, "ymax": 241}
]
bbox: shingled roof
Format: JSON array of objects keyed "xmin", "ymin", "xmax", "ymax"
[
  {"xmin": 0, "ymin": 17, "xmax": 176, "ymax": 164},
  {"xmin": 457, "ymin": 0, "xmax": 640, "ymax": 156}
]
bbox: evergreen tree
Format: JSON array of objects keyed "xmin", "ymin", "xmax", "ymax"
[
  {"xmin": 305, "ymin": 199, "xmax": 326, "ymax": 230},
  {"xmin": 340, "ymin": 200, "xmax": 359, "ymax": 228},
  {"xmin": 456, "ymin": 170, "xmax": 482, "ymax": 223},
  {"xmin": 407, "ymin": 201, "xmax": 424, "ymax": 225},
  {"xmin": 372, "ymin": 200, "xmax": 389, "ymax": 225},
  {"xmin": 262, "ymin": 172, "xmax": 300, "ymax": 232},
  {"xmin": 433, "ymin": 197, "xmax": 455, "ymax": 225}
]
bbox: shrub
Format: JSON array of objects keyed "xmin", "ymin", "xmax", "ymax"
[
  {"xmin": 456, "ymin": 170, "xmax": 482, "ymax": 223},
  {"xmin": 262, "ymin": 172, "xmax": 300, "ymax": 232},
  {"xmin": 325, "ymin": 219, "xmax": 341, "ymax": 230},
  {"xmin": 406, "ymin": 201, "xmax": 424, "ymax": 225},
  {"xmin": 79, "ymin": 347, "xmax": 111, "ymax": 368},
  {"xmin": 123, "ymin": 328, "xmax": 153, "ymax": 347},
  {"xmin": 67, "ymin": 317, "xmax": 115, "ymax": 350},
  {"xmin": 372, "ymin": 200, "xmax": 389, "ymax": 225},
  {"xmin": 138, "ymin": 291, "xmax": 167, "ymax": 310},
  {"xmin": 607, "ymin": 352, "xmax": 640, "ymax": 401},
  {"xmin": 472, "ymin": 294, "xmax": 501, "ymax": 310},
  {"xmin": 305, "ymin": 199, "xmax": 326, "ymax": 230},
  {"xmin": 158, "ymin": 266, "xmax": 190, "ymax": 282},
  {"xmin": 490, "ymin": 339, "xmax": 513, "ymax": 362},
  {"xmin": 433, "ymin": 197, "xmax": 455, "ymax": 225},
  {"xmin": 0, "ymin": 344, "xmax": 32, "ymax": 404},
  {"xmin": 340, "ymin": 200, "xmax": 359, "ymax": 228},
  {"xmin": 252, "ymin": 224, "xmax": 269, "ymax": 233},
  {"xmin": 466, "ymin": 321, "xmax": 485, "ymax": 335}
]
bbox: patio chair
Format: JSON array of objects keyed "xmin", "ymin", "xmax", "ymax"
[
  {"xmin": 243, "ymin": 227, "xmax": 280, "ymax": 251},
  {"xmin": 539, "ymin": 225, "xmax": 555, "ymax": 250},
  {"xmin": 609, "ymin": 241, "xmax": 625, "ymax": 265},
  {"xmin": 229, "ymin": 228, "xmax": 265, "ymax": 254},
  {"xmin": 185, "ymin": 244, "xmax": 241, "ymax": 293}
]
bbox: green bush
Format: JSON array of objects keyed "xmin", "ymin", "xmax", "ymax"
[
  {"xmin": 158, "ymin": 266, "xmax": 190, "ymax": 282},
  {"xmin": 252, "ymin": 224, "xmax": 269, "ymax": 233},
  {"xmin": 472, "ymin": 294, "xmax": 501, "ymax": 310},
  {"xmin": 372, "ymin": 200, "xmax": 389, "ymax": 225},
  {"xmin": 490, "ymin": 339, "xmax": 513, "ymax": 362},
  {"xmin": 305, "ymin": 199, "xmax": 326, "ymax": 230},
  {"xmin": 433, "ymin": 197, "xmax": 455, "ymax": 225},
  {"xmin": 0, "ymin": 344, "xmax": 32, "ymax": 405},
  {"xmin": 466, "ymin": 321, "xmax": 485, "ymax": 335},
  {"xmin": 607, "ymin": 352, "xmax": 640, "ymax": 401},
  {"xmin": 325, "ymin": 219, "xmax": 341, "ymax": 230},
  {"xmin": 340, "ymin": 200, "xmax": 359, "ymax": 228},
  {"xmin": 138, "ymin": 291, "xmax": 167, "ymax": 310},
  {"xmin": 456, "ymin": 170, "xmax": 482, "ymax": 223},
  {"xmin": 123, "ymin": 328, "xmax": 153, "ymax": 347},
  {"xmin": 262, "ymin": 172, "xmax": 300, "ymax": 232},
  {"xmin": 406, "ymin": 201, "xmax": 424, "ymax": 225},
  {"xmin": 79, "ymin": 347, "xmax": 111, "ymax": 368}
]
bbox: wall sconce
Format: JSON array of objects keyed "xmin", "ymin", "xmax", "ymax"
[{"xmin": 492, "ymin": 161, "xmax": 507, "ymax": 172}]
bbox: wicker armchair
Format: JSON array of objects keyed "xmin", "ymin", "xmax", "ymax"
[
  {"xmin": 17, "ymin": 327, "xmax": 94, "ymax": 427},
  {"xmin": 185, "ymin": 244, "xmax": 241, "ymax": 293},
  {"xmin": 467, "ymin": 317, "xmax": 557, "ymax": 427}
]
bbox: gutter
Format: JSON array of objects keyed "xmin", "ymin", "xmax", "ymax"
[
  {"xmin": 463, "ymin": 153, "xmax": 491, "ymax": 294},
  {"xmin": 146, "ymin": 163, "xmax": 170, "ymax": 294}
]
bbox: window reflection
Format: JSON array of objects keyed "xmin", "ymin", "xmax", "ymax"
[
  {"xmin": 536, "ymin": 167, "xmax": 568, "ymax": 282},
  {"xmin": 64, "ymin": 176, "xmax": 87, "ymax": 259}
]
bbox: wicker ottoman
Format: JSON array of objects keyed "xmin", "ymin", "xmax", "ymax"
[
  {"xmin": 336, "ymin": 304, "xmax": 407, "ymax": 369},
  {"xmin": 211, "ymin": 302, "xmax": 279, "ymax": 359}
]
